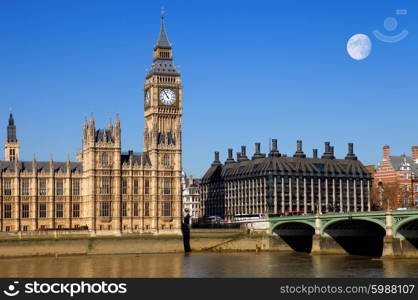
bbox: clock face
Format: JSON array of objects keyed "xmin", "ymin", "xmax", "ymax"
[
  {"xmin": 159, "ymin": 88, "xmax": 176, "ymax": 105},
  {"xmin": 145, "ymin": 90, "xmax": 150, "ymax": 105}
]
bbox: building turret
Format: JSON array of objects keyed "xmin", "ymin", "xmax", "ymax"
[{"xmin": 4, "ymin": 113, "xmax": 20, "ymax": 161}]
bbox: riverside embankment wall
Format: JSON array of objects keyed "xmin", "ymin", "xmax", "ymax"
[
  {"xmin": 2, "ymin": 230, "xmax": 416, "ymax": 258},
  {"xmin": 0, "ymin": 230, "xmax": 285, "ymax": 258}
]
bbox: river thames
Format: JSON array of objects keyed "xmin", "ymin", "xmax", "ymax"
[{"xmin": 1, "ymin": 252, "xmax": 418, "ymax": 278}]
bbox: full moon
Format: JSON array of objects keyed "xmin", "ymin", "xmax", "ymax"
[{"xmin": 346, "ymin": 34, "xmax": 372, "ymax": 60}]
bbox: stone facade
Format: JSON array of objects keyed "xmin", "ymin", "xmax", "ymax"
[
  {"xmin": 0, "ymin": 15, "xmax": 183, "ymax": 235},
  {"xmin": 182, "ymin": 173, "xmax": 201, "ymax": 221},
  {"xmin": 201, "ymin": 140, "xmax": 372, "ymax": 222}
]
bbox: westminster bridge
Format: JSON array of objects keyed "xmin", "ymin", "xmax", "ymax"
[{"xmin": 243, "ymin": 209, "xmax": 418, "ymax": 257}]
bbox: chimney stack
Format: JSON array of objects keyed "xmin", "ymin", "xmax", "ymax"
[
  {"xmin": 225, "ymin": 148, "xmax": 235, "ymax": 164},
  {"xmin": 412, "ymin": 146, "xmax": 418, "ymax": 161},
  {"xmin": 239, "ymin": 146, "xmax": 249, "ymax": 161},
  {"xmin": 321, "ymin": 141, "xmax": 334, "ymax": 159},
  {"xmin": 383, "ymin": 145, "xmax": 390, "ymax": 160},
  {"xmin": 269, "ymin": 139, "xmax": 281, "ymax": 157},
  {"xmin": 272, "ymin": 139, "xmax": 277, "ymax": 151},
  {"xmin": 252, "ymin": 142, "xmax": 266, "ymax": 159},
  {"xmin": 293, "ymin": 140, "xmax": 306, "ymax": 158},
  {"xmin": 255, "ymin": 143, "xmax": 261, "ymax": 154},
  {"xmin": 236, "ymin": 152, "xmax": 241, "ymax": 161},
  {"xmin": 313, "ymin": 149, "xmax": 318, "ymax": 159},
  {"xmin": 345, "ymin": 143, "xmax": 357, "ymax": 160},
  {"xmin": 212, "ymin": 151, "xmax": 222, "ymax": 166},
  {"xmin": 325, "ymin": 142, "xmax": 330, "ymax": 153}
]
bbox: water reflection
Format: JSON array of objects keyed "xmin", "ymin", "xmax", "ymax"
[{"xmin": 1, "ymin": 252, "xmax": 418, "ymax": 278}]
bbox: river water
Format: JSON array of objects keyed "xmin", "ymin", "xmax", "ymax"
[{"xmin": 1, "ymin": 252, "xmax": 418, "ymax": 278}]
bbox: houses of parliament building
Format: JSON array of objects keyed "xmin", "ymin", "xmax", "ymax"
[{"xmin": 0, "ymin": 15, "xmax": 183, "ymax": 234}]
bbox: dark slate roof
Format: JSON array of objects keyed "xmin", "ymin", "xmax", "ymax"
[
  {"xmin": 121, "ymin": 152, "xmax": 152, "ymax": 166},
  {"xmin": 389, "ymin": 155, "xmax": 418, "ymax": 174},
  {"xmin": 95, "ymin": 129, "xmax": 115, "ymax": 143},
  {"xmin": 155, "ymin": 17, "xmax": 171, "ymax": 49},
  {"xmin": 146, "ymin": 17, "xmax": 179, "ymax": 78},
  {"xmin": 146, "ymin": 59, "xmax": 179, "ymax": 78},
  {"xmin": 0, "ymin": 161, "xmax": 83, "ymax": 173},
  {"xmin": 202, "ymin": 156, "xmax": 371, "ymax": 182}
]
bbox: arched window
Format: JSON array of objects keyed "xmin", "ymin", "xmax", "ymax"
[
  {"xmin": 163, "ymin": 178, "xmax": 171, "ymax": 195},
  {"xmin": 163, "ymin": 155, "xmax": 170, "ymax": 168},
  {"xmin": 101, "ymin": 153, "xmax": 109, "ymax": 165},
  {"xmin": 9, "ymin": 149, "xmax": 15, "ymax": 161}
]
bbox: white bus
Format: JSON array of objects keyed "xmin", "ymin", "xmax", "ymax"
[{"xmin": 233, "ymin": 214, "xmax": 265, "ymax": 222}]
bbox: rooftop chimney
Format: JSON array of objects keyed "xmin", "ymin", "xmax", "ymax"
[
  {"xmin": 236, "ymin": 152, "xmax": 241, "ymax": 161},
  {"xmin": 269, "ymin": 139, "xmax": 281, "ymax": 157},
  {"xmin": 293, "ymin": 140, "xmax": 306, "ymax": 158},
  {"xmin": 321, "ymin": 141, "xmax": 334, "ymax": 159},
  {"xmin": 412, "ymin": 146, "xmax": 418, "ymax": 162},
  {"xmin": 345, "ymin": 143, "xmax": 357, "ymax": 160},
  {"xmin": 313, "ymin": 149, "xmax": 318, "ymax": 159},
  {"xmin": 272, "ymin": 139, "xmax": 277, "ymax": 151},
  {"xmin": 252, "ymin": 142, "xmax": 266, "ymax": 159},
  {"xmin": 225, "ymin": 148, "xmax": 235, "ymax": 164},
  {"xmin": 212, "ymin": 151, "xmax": 222, "ymax": 166},
  {"xmin": 239, "ymin": 146, "xmax": 249, "ymax": 161},
  {"xmin": 383, "ymin": 145, "xmax": 390, "ymax": 160}
]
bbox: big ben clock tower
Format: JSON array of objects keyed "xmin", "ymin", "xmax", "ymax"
[{"xmin": 143, "ymin": 11, "xmax": 183, "ymax": 233}]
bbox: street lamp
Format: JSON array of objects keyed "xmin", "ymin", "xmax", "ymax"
[{"xmin": 411, "ymin": 172, "xmax": 415, "ymax": 208}]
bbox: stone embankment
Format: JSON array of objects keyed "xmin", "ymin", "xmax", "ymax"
[{"xmin": 0, "ymin": 229, "xmax": 283, "ymax": 258}]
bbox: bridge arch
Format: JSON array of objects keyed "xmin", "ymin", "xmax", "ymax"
[
  {"xmin": 394, "ymin": 216, "xmax": 418, "ymax": 236},
  {"xmin": 321, "ymin": 217, "xmax": 386, "ymax": 235},
  {"xmin": 271, "ymin": 221, "xmax": 315, "ymax": 253},
  {"xmin": 321, "ymin": 218, "xmax": 386, "ymax": 256},
  {"xmin": 394, "ymin": 216, "xmax": 418, "ymax": 251},
  {"xmin": 272, "ymin": 220, "xmax": 315, "ymax": 232}
]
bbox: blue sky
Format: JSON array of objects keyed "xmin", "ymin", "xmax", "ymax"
[{"xmin": 0, "ymin": 0, "xmax": 417, "ymax": 177}]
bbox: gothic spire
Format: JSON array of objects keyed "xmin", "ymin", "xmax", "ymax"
[
  {"xmin": 7, "ymin": 113, "xmax": 17, "ymax": 143},
  {"xmin": 155, "ymin": 9, "xmax": 171, "ymax": 49},
  {"xmin": 8, "ymin": 113, "xmax": 14, "ymax": 126}
]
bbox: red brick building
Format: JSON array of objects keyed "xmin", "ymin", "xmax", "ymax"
[{"xmin": 374, "ymin": 145, "xmax": 418, "ymax": 208}]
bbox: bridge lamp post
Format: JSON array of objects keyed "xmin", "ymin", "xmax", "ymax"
[
  {"xmin": 384, "ymin": 195, "xmax": 391, "ymax": 211},
  {"xmin": 378, "ymin": 182, "xmax": 391, "ymax": 211},
  {"xmin": 410, "ymin": 172, "xmax": 415, "ymax": 208}
]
